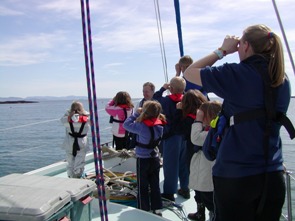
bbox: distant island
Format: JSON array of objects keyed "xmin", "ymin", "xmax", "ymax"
[{"xmin": 0, "ymin": 100, "xmax": 39, "ymax": 104}]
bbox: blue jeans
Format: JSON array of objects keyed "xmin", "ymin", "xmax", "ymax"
[{"xmin": 162, "ymin": 135, "xmax": 189, "ymax": 194}]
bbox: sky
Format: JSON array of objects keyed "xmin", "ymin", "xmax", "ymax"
[{"xmin": 0, "ymin": 0, "xmax": 295, "ymax": 99}]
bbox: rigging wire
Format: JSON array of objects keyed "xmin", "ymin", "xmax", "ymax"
[
  {"xmin": 272, "ymin": 0, "xmax": 295, "ymax": 75},
  {"xmin": 80, "ymin": 0, "xmax": 108, "ymax": 220},
  {"xmin": 153, "ymin": 0, "xmax": 169, "ymax": 83}
]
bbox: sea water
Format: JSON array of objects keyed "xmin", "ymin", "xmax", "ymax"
[{"xmin": 0, "ymin": 98, "xmax": 294, "ymax": 218}]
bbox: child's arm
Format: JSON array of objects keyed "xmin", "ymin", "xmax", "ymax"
[
  {"xmin": 153, "ymin": 83, "xmax": 169, "ymax": 100},
  {"xmin": 191, "ymin": 109, "xmax": 208, "ymax": 146},
  {"xmin": 123, "ymin": 112, "xmax": 140, "ymax": 134}
]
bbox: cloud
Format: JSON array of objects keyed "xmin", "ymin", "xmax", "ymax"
[
  {"xmin": 0, "ymin": 5, "xmax": 23, "ymax": 16},
  {"xmin": 0, "ymin": 32, "xmax": 67, "ymax": 66}
]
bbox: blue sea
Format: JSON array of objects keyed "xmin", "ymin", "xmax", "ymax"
[
  {"xmin": 0, "ymin": 98, "xmax": 294, "ymax": 218},
  {"xmin": 2, "ymin": 98, "xmax": 294, "ymax": 176},
  {"xmin": 0, "ymin": 99, "xmax": 114, "ymax": 176}
]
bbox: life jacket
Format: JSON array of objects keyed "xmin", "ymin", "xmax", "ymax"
[
  {"xmin": 126, "ymin": 118, "xmax": 164, "ymax": 150},
  {"xmin": 109, "ymin": 108, "xmax": 127, "ymax": 123},
  {"xmin": 68, "ymin": 115, "xmax": 88, "ymax": 157},
  {"xmin": 135, "ymin": 126, "xmax": 162, "ymax": 149}
]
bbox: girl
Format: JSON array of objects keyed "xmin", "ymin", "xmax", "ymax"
[
  {"xmin": 123, "ymin": 100, "xmax": 166, "ymax": 216},
  {"xmin": 105, "ymin": 91, "xmax": 134, "ymax": 150},
  {"xmin": 61, "ymin": 101, "xmax": 90, "ymax": 178},
  {"xmin": 188, "ymin": 101, "xmax": 222, "ymax": 221},
  {"xmin": 173, "ymin": 89, "xmax": 207, "ymax": 200}
]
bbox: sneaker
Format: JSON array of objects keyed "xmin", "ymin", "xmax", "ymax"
[
  {"xmin": 161, "ymin": 193, "xmax": 175, "ymax": 201},
  {"xmin": 187, "ymin": 212, "xmax": 205, "ymax": 221},
  {"xmin": 177, "ymin": 188, "xmax": 190, "ymax": 199},
  {"xmin": 153, "ymin": 210, "xmax": 162, "ymax": 217}
]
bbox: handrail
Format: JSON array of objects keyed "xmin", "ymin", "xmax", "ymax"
[{"xmin": 282, "ymin": 171, "xmax": 294, "ymax": 221}]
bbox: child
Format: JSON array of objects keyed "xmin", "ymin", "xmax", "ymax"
[
  {"xmin": 60, "ymin": 101, "xmax": 90, "ymax": 178},
  {"xmin": 188, "ymin": 101, "xmax": 222, "ymax": 221},
  {"xmin": 105, "ymin": 91, "xmax": 134, "ymax": 150},
  {"xmin": 153, "ymin": 76, "xmax": 186, "ymax": 201},
  {"xmin": 175, "ymin": 55, "xmax": 207, "ymax": 95},
  {"xmin": 173, "ymin": 89, "xmax": 207, "ymax": 199},
  {"xmin": 123, "ymin": 100, "xmax": 166, "ymax": 216}
]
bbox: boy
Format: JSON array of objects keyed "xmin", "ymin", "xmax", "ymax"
[{"xmin": 153, "ymin": 76, "xmax": 186, "ymax": 201}]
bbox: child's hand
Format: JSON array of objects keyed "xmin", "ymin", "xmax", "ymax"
[
  {"xmin": 137, "ymin": 107, "xmax": 142, "ymax": 114},
  {"xmin": 176, "ymin": 102, "xmax": 182, "ymax": 109},
  {"xmin": 163, "ymin": 83, "xmax": 170, "ymax": 90}
]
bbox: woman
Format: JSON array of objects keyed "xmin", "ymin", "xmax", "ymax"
[{"xmin": 184, "ymin": 24, "xmax": 291, "ymax": 221}]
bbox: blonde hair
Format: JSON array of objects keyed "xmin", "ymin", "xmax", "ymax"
[
  {"xmin": 242, "ymin": 24, "xmax": 285, "ymax": 87},
  {"xmin": 170, "ymin": 76, "xmax": 186, "ymax": 94},
  {"xmin": 181, "ymin": 89, "xmax": 207, "ymax": 117},
  {"xmin": 70, "ymin": 101, "xmax": 87, "ymax": 115},
  {"xmin": 136, "ymin": 100, "xmax": 166, "ymax": 122},
  {"xmin": 199, "ymin": 101, "xmax": 222, "ymax": 122},
  {"xmin": 113, "ymin": 91, "xmax": 134, "ymax": 108}
]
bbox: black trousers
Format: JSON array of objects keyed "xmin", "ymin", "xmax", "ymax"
[
  {"xmin": 136, "ymin": 157, "xmax": 162, "ymax": 211},
  {"xmin": 213, "ymin": 171, "xmax": 285, "ymax": 221},
  {"xmin": 113, "ymin": 135, "xmax": 126, "ymax": 150},
  {"xmin": 193, "ymin": 190, "xmax": 214, "ymax": 212}
]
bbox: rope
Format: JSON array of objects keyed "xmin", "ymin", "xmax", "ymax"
[
  {"xmin": 80, "ymin": 0, "xmax": 108, "ymax": 220},
  {"xmin": 173, "ymin": 0, "xmax": 184, "ymax": 57},
  {"xmin": 153, "ymin": 0, "xmax": 169, "ymax": 83},
  {"xmin": 272, "ymin": 0, "xmax": 295, "ymax": 75}
]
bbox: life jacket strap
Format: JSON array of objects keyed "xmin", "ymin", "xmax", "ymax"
[
  {"xmin": 229, "ymin": 108, "xmax": 295, "ymax": 140},
  {"xmin": 136, "ymin": 126, "xmax": 161, "ymax": 150},
  {"xmin": 69, "ymin": 122, "xmax": 87, "ymax": 157},
  {"xmin": 110, "ymin": 108, "xmax": 128, "ymax": 123}
]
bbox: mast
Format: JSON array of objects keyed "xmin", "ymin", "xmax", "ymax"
[{"xmin": 174, "ymin": 0, "xmax": 184, "ymax": 57}]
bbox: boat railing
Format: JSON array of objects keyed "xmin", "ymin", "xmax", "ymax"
[{"xmin": 282, "ymin": 170, "xmax": 294, "ymax": 221}]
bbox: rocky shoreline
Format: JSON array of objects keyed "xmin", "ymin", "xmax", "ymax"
[{"xmin": 0, "ymin": 100, "xmax": 39, "ymax": 104}]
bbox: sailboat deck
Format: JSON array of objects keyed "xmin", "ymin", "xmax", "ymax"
[{"xmin": 25, "ymin": 151, "xmax": 208, "ymax": 221}]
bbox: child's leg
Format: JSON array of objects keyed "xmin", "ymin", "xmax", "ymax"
[
  {"xmin": 136, "ymin": 158, "xmax": 150, "ymax": 211},
  {"xmin": 66, "ymin": 151, "xmax": 74, "ymax": 178},
  {"xmin": 178, "ymin": 139, "xmax": 189, "ymax": 191},
  {"xmin": 113, "ymin": 135, "xmax": 126, "ymax": 150},
  {"xmin": 201, "ymin": 191, "xmax": 214, "ymax": 212},
  {"xmin": 149, "ymin": 157, "xmax": 163, "ymax": 210},
  {"xmin": 187, "ymin": 190, "xmax": 206, "ymax": 221},
  {"xmin": 162, "ymin": 135, "xmax": 182, "ymax": 195},
  {"xmin": 73, "ymin": 148, "xmax": 87, "ymax": 178}
]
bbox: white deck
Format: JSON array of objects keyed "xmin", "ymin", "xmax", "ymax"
[{"xmin": 25, "ymin": 151, "xmax": 210, "ymax": 221}]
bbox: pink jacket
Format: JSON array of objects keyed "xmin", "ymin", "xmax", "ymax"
[{"xmin": 105, "ymin": 100, "xmax": 133, "ymax": 137}]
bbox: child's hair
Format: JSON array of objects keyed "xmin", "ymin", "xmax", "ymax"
[
  {"xmin": 113, "ymin": 91, "xmax": 134, "ymax": 108},
  {"xmin": 199, "ymin": 101, "xmax": 222, "ymax": 122},
  {"xmin": 170, "ymin": 76, "xmax": 186, "ymax": 94},
  {"xmin": 179, "ymin": 55, "xmax": 193, "ymax": 67},
  {"xmin": 181, "ymin": 89, "xmax": 208, "ymax": 117},
  {"xmin": 70, "ymin": 101, "xmax": 87, "ymax": 115},
  {"xmin": 136, "ymin": 100, "xmax": 166, "ymax": 122}
]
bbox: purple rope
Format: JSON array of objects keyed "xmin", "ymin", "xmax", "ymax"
[
  {"xmin": 85, "ymin": 0, "xmax": 109, "ymax": 219},
  {"xmin": 80, "ymin": 0, "xmax": 108, "ymax": 220}
]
